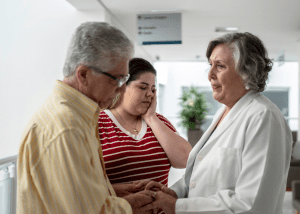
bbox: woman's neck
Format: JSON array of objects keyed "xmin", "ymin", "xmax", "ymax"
[
  {"xmin": 113, "ymin": 106, "xmax": 139, "ymax": 124},
  {"xmin": 112, "ymin": 106, "xmax": 141, "ymax": 135}
]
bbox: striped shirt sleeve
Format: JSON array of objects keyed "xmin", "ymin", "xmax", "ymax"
[
  {"xmin": 18, "ymin": 128, "xmax": 132, "ymax": 214},
  {"xmin": 156, "ymin": 113, "xmax": 178, "ymax": 133}
]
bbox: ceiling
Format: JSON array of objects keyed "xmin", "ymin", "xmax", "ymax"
[{"xmin": 70, "ymin": 0, "xmax": 300, "ymax": 62}]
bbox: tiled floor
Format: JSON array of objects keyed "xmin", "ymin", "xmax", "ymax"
[{"xmin": 168, "ymin": 167, "xmax": 295, "ymax": 214}]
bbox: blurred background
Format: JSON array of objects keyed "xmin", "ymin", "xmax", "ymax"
[{"xmin": 1, "ymin": 0, "xmax": 300, "ymax": 213}]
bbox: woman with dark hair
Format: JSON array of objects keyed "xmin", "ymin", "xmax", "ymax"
[
  {"xmin": 143, "ymin": 32, "xmax": 293, "ymax": 214},
  {"xmin": 98, "ymin": 58, "xmax": 192, "ymax": 213}
]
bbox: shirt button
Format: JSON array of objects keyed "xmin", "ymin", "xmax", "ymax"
[
  {"xmin": 197, "ymin": 155, "xmax": 203, "ymax": 160},
  {"xmin": 190, "ymin": 182, "xmax": 196, "ymax": 188}
]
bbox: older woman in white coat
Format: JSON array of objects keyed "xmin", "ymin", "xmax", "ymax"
[{"xmin": 141, "ymin": 32, "xmax": 293, "ymax": 214}]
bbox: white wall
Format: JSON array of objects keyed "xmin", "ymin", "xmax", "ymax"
[{"xmin": 0, "ymin": 0, "xmax": 107, "ymax": 159}]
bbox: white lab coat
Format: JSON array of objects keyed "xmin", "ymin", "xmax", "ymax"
[{"xmin": 170, "ymin": 90, "xmax": 293, "ymax": 214}]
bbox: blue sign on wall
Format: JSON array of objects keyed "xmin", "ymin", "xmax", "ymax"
[{"xmin": 137, "ymin": 13, "xmax": 182, "ymax": 45}]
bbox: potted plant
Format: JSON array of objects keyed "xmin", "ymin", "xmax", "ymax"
[{"xmin": 179, "ymin": 86, "xmax": 208, "ymax": 147}]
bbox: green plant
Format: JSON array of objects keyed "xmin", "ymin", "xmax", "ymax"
[{"xmin": 179, "ymin": 86, "xmax": 208, "ymax": 130}]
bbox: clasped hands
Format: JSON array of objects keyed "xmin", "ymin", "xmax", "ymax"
[{"xmin": 113, "ymin": 180, "xmax": 177, "ymax": 214}]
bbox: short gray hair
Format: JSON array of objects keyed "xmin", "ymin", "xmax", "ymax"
[
  {"xmin": 206, "ymin": 32, "xmax": 273, "ymax": 92},
  {"xmin": 63, "ymin": 22, "xmax": 134, "ymax": 77}
]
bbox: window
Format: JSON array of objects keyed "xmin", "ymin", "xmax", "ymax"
[
  {"xmin": 262, "ymin": 87, "xmax": 297, "ymax": 130},
  {"xmin": 262, "ymin": 87, "xmax": 289, "ymax": 117}
]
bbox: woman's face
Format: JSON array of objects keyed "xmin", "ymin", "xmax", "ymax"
[
  {"xmin": 208, "ymin": 44, "xmax": 248, "ymax": 108},
  {"xmin": 121, "ymin": 72, "xmax": 156, "ymax": 115}
]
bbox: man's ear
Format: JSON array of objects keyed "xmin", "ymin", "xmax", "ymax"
[{"xmin": 76, "ymin": 65, "xmax": 90, "ymax": 86}]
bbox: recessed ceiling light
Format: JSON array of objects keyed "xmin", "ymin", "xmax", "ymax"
[
  {"xmin": 215, "ymin": 27, "xmax": 239, "ymax": 32},
  {"xmin": 225, "ymin": 27, "xmax": 238, "ymax": 31}
]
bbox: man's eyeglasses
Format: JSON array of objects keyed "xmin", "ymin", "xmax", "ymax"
[{"xmin": 87, "ymin": 66, "xmax": 130, "ymax": 88}]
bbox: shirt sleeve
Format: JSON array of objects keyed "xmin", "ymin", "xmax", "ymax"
[
  {"xmin": 173, "ymin": 109, "xmax": 293, "ymax": 213},
  {"xmin": 156, "ymin": 113, "xmax": 178, "ymax": 133},
  {"xmin": 22, "ymin": 128, "xmax": 132, "ymax": 214}
]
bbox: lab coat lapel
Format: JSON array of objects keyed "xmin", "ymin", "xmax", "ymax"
[
  {"xmin": 203, "ymin": 90, "xmax": 259, "ymax": 147},
  {"xmin": 184, "ymin": 107, "xmax": 225, "ymax": 187},
  {"xmin": 184, "ymin": 90, "xmax": 259, "ymax": 188}
]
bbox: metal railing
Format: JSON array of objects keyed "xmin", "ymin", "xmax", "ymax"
[{"xmin": 0, "ymin": 155, "xmax": 17, "ymax": 214}]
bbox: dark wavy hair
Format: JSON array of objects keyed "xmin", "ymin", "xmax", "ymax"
[
  {"xmin": 127, "ymin": 58, "xmax": 156, "ymax": 85},
  {"xmin": 206, "ymin": 32, "xmax": 273, "ymax": 92},
  {"xmin": 109, "ymin": 58, "xmax": 156, "ymax": 109}
]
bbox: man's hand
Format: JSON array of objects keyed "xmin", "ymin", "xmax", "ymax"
[
  {"xmin": 144, "ymin": 181, "xmax": 177, "ymax": 198},
  {"xmin": 123, "ymin": 190, "xmax": 156, "ymax": 214},
  {"xmin": 112, "ymin": 183, "xmax": 139, "ymax": 197},
  {"xmin": 142, "ymin": 181, "xmax": 178, "ymax": 214},
  {"xmin": 132, "ymin": 180, "xmax": 155, "ymax": 192},
  {"xmin": 144, "ymin": 191, "xmax": 177, "ymax": 214}
]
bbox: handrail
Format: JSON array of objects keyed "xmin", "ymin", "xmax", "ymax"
[
  {"xmin": 0, "ymin": 155, "xmax": 18, "ymax": 166},
  {"xmin": 0, "ymin": 154, "xmax": 17, "ymax": 214},
  {"xmin": 0, "ymin": 162, "xmax": 15, "ymax": 171}
]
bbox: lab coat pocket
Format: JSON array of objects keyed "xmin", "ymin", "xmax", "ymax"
[{"xmin": 207, "ymin": 147, "xmax": 241, "ymax": 188}]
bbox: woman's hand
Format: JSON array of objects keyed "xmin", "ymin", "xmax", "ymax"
[
  {"xmin": 139, "ymin": 88, "xmax": 192, "ymax": 169},
  {"xmin": 145, "ymin": 181, "xmax": 178, "ymax": 198},
  {"xmin": 160, "ymin": 186, "xmax": 178, "ymax": 199},
  {"xmin": 144, "ymin": 181, "xmax": 164, "ymax": 191},
  {"xmin": 134, "ymin": 179, "xmax": 164, "ymax": 192},
  {"xmin": 141, "ymin": 89, "xmax": 157, "ymax": 121}
]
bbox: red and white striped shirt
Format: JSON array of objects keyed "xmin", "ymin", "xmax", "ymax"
[{"xmin": 98, "ymin": 110, "xmax": 178, "ymax": 186}]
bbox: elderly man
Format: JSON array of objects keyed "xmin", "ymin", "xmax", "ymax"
[{"xmin": 17, "ymin": 22, "xmax": 155, "ymax": 214}]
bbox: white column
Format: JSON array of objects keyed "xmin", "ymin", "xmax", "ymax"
[{"xmin": 297, "ymin": 41, "xmax": 300, "ymax": 141}]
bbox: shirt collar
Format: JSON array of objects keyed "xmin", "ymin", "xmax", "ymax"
[{"xmin": 52, "ymin": 80, "xmax": 100, "ymax": 123}]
